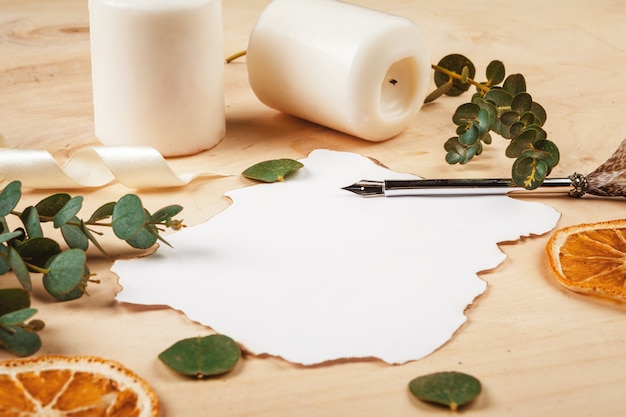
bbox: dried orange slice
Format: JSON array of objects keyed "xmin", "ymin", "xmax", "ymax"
[
  {"xmin": 547, "ymin": 219, "xmax": 626, "ymax": 301},
  {"xmin": 0, "ymin": 355, "xmax": 159, "ymax": 417}
]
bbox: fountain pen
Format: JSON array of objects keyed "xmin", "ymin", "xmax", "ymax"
[{"xmin": 342, "ymin": 174, "xmax": 587, "ymax": 197}]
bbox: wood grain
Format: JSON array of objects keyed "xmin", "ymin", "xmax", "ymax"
[{"xmin": 2, "ymin": 0, "xmax": 626, "ymax": 416}]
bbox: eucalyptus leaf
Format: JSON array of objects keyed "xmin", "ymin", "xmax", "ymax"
[
  {"xmin": 0, "ymin": 246, "xmax": 8, "ymax": 275},
  {"xmin": 87, "ymin": 201, "xmax": 116, "ymax": 223},
  {"xmin": 0, "ymin": 324, "xmax": 41, "ymax": 356},
  {"xmin": 53, "ymin": 196, "xmax": 83, "ymax": 228},
  {"xmin": 409, "ymin": 371, "xmax": 481, "ymax": 411},
  {"xmin": 0, "ymin": 288, "xmax": 30, "ymax": 316},
  {"xmin": 8, "ymin": 247, "xmax": 31, "ymax": 291},
  {"xmin": 112, "ymin": 194, "xmax": 146, "ymax": 240},
  {"xmin": 61, "ymin": 218, "xmax": 90, "ymax": 251},
  {"xmin": 159, "ymin": 334, "xmax": 241, "ymax": 378},
  {"xmin": 531, "ymin": 102, "xmax": 547, "ymax": 126},
  {"xmin": 125, "ymin": 225, "xmax": 159, "ymax": 249},
  {"xmin": 20, "ymin": 206, "xmax": 43, "ymax": 239},
  {"xmin": 434, "ymin": 54, "xmax": 476, "ymax": 96},
  {"xmin": 483, "ymin": 88, "xmax": 513, "ymax": 108},
  {"xmin": 511, "ymin": 92, "xmax": 533, "ymax": 113},
  {"xmin": 242, "ymin": 159, "xmax": 304, "ymax": 183},
  {"xmin": 0, "ymin": 181, "xmax": 21, "ymax": 217},
  {"xmin": 534, "ymin": 139, "xmax": 560, "ymax": 169},
  {"xmin": 42, "ymin": 249, "xmax": 86, "ymax": 295},
  {"xmin": 0, "ymin": 230, "xmax": 25, "ymax": 244},
  {"xmin": 151, "ymin": 205, "xmax": 184, "ymax": 224},
  {"xmin": 43, "ymin": 266, "xmax": 88, "ymax": 301},
  {"xmin": 505, "ymin": 129, "xmax": 538, "ymax": 158},
  {"xmin": 458, "ymin": 125, "xmax": 479, "ymax": 146},
  {"xmin": 0, "ymin": 308, "xmax": 37, "ymax": 326},
  {"xmin": 15, "ymin": 237, "xmax": 62, "ymax": 270},
  {"xmin": 503, "ymin": 73, "xmax": 527, "ymax": 96},
  {"xmin": 512, "ymin": 156, "xmax": 549, "ymax": 189},
  {"xmin": 452, "ymin": 102, "xmax": 479, "ymax": 125},
  {"xmin": 485, "ymin": 60, "xmax": 505, "ymax": 86},
  {"xmin": 35, "ymin": 193, "xmax": 71, "ymax": 219}
]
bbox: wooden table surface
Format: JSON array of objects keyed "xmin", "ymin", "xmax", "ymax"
[{"xmin": 2, "ymin": 0, "xmax": 626, "ymax": 415}]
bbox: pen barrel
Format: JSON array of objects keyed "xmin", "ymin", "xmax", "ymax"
[{"xmin": 383, "ymin": 178, "xmax": 573, "ymax": 196}]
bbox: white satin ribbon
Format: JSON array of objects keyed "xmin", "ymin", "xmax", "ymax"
[{"xmin": 0, "ymin": 145, "xmax": 226, "ymax": 189}]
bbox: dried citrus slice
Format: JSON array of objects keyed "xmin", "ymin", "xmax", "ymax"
[
  {"xmin": 0, "ymin": 355, "xmax": 159, "ymax": 417},
  {"xmin": 547, "ymin": 219, "xmax": 626, "ymax": 301}
]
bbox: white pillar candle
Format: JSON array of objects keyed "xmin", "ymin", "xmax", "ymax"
[
  {"xmin": 246, "ymin": 0, "xmax": 430, "ymax": 142},
  {"xmin": 89, "ymin": 0, "xmax": 225, "ymax": 157}
]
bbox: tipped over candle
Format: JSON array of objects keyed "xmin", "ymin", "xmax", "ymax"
[
  {"xmin": 246, "ymin": 0, "xmax": 431, "ymax": 141},
  {"xmin": 88, "ymin": 0, "xmax": 226, "ymax": 157}
]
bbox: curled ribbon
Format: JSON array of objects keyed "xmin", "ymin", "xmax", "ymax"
[{"xmin": 0, "ymin": 145, "xmax": 226, "ymax": 189}]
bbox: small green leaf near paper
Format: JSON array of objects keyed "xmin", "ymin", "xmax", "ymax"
[
  {"xmin": 242, "ymin": 159, "xmax": 303, "ymax": 183},
  {"xmin": 159, "ymin": 335, "xmax": 241, "ymax": 378}
]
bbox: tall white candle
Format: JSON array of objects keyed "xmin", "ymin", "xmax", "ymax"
[
  {"xmin": 89, "ymin": 0, "xmax": 225, "ymax": 157},
  {"xmin": 246, "ymin": 0, "xmax": 430, "ymax": 142}
]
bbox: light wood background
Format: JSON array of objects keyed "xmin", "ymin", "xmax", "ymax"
[{"xmin": 2, "ymin": 0, "xmax": 626, "ymax": 415}]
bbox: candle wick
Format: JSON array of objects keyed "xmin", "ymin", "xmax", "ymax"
[{"xmin": 389, "ymin": 79, "xmax": 398, "ymax": 86}]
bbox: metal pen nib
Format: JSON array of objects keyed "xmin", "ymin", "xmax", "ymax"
[{"xmin": 342, "ymin": 173, "xmax": 588, "ymax": 198}]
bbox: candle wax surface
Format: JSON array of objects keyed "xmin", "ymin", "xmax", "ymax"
[
  {"xmin": 247, "ymin": 0, "xmax": 431, "ymax": 141},
  {"xmin": 89, "ymin": 0, "xmax": 225, "ymax": 157}
]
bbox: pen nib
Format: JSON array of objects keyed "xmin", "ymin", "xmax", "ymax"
[{"xmin": 341, "ymin": 180, "xmax": 384, "ymax": 196}]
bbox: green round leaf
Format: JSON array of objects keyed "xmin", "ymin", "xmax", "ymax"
[
  {"xmin": 503, "ymin": 73, "xmax": 527, "ymax": 96},
  {"xmin": 0, "ymin": 181, "xmax": 21, "ymax": 217},
  {"xmin": 409, "ymin": 371, "xmax": 481, "ymax": 411},
  {"xmin": 125, "ymin": 226, "xmax": 158, "ymax": 249},
  {"xmin": 511, "ymin": 92, "xmax": 533, "ymax": 113},
  {"xmin": 506, "ymin": 129, "xmax": 538, "ymax": 158},
  {"xmin": 534, "ymin": 139, "xmax": 560, "ymax": 169},
  {"xmin": 0, "ymin": 230, "xmax": 25, "ymax": 245},
  {"xmin": 44, "ymin": 266, "xmax": 88, "ymax": 301},
  {"xmin": 512, "ymin": 156, "xmax": 549, "ymax": 189},
  {"xmin": 0, "ymin": 308, "xmax": 37, "ymax": 326},
  {"xmin": 159, "ymin": 334, "xmax": 241, "ymax": 378},
  {"xmin": 242, "ymin": 159, "xmax": 304, "ymax": 183},
  {"xmin": 53, "ymin": 196, "xmax": 83, "ymax": 228},
  {"xmin": 61, "ymin": 220, "xmax": 90, "ymax": 251},
  {"xmin": 20, "ymin": 206, "xmax": 43, "ymax": 239},
  {"xmin": 15, "ymin": 237, "xmax": 62, "ymax": 270},
  {"xmin": 452, "ymin": 103, "xmax": 479, "ymax": 125},
  {"xmin": 434, "ymin": 54, "xmax": 476, "ymax": 97},
  {"xmin": 531, "ymin": 102, "xmax": 547, "ymax": 126},
  {"xmin": 445, "ymin": 151, "xmax": 462, "ymax": 164},
  {"xmin": 35, "ymin": 193, "xmax": 71, "ymax": 219},
  {"xmin": 0, "ymin": 288, "xmax": 30, "ymax": 316},
  {"xmin": 87, "ymin": 201, "xmax": 116, "ymax": 223},
  {"xmin": 151, "ymin": 205, "xmax": 184, "ymax": 224},
  {"xmin": 0, "ymin": 325, "xmax": 41, "ymax": 356},
  {"xmin": 458, "ymin": 125, "xmax": 479, "ymax": 146},
  {"xmin": 112, "ymin": 194, "xmax": 146, "ymax": 240},
  {"xmin": 499, "ymin": 111, "xmax": 520, "ymax": 126},
  {"xmin": 485, "ymin": 60, "xmax": 505, "ymax": 86},
  {"xmin": 42, "ymin": 249, "xmax": 86, "ymax": 295},
  {"xmin": 8, "ymin": 247, "xmax": 31, "ymax": 291},
  {"xmin": 483, "ymin": 88, "xmax": 513, "ymax": 108}
]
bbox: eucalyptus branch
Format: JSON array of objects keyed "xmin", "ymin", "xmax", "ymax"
[
  {"xmin": 0, "ymin": 180, "xmax": 185, "ymax": 357},
  {"xmin": 425, "ymin": 53, "xmax": 560, "ymax": 189}
]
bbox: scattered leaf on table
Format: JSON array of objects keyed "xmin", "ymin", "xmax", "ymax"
[
  {"xmin": 159, "ymin": 334, "xmax": 240, "ymax": 378},
  {"xmin": 409, "ymin": 371, "xmax": 481, "ymax": 411},
  {"xmin": 242, "ymin": 159, "xmax": 304, "ymax": 182}
]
